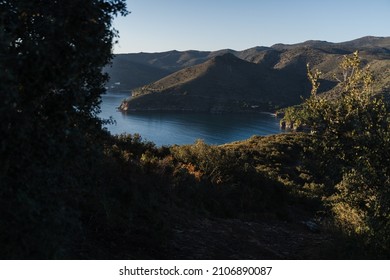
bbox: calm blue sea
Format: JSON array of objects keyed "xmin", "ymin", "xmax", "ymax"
[{"xmin": 99, "ymin": 92, "xmax": 281, "ymax": 146}]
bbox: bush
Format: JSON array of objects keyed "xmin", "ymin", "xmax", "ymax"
[
  {"xmin": 283, "ymin": 52, "xmax": 390, "ymax": 257},
  {"xmin": 170, "ymin": 139, "xmax": 288, "ymax": 218},
  {"xmin": 0, "ymin": 0, "xmax": 129, "ymax": 258}
]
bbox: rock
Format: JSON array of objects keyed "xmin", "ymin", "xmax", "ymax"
[{"xmin": 302, "ymin": 220, "xmax": 320, "ymax": 233}]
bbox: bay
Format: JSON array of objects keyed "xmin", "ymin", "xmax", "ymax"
[{"xmin": 99, "ymin": 92, "xmax": 281, "ymax": 146}]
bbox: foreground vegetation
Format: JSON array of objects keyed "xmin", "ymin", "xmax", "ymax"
[
  {"xmin": 1, "ymin": 2, "xmax": 389, "ymax": 259},
  {"xmin": 1, "ymin": 125, "xmax": 388, "ymax": 258},
  {"xmin": 282, "ymin": 52, "xmax": 390, "ymax": 257}
]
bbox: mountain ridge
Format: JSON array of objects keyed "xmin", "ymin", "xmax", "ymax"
[
  {"xmin": 121, "ymin": 52, "xmax": 312, "ymax": 112},
  {"xmin": 106, "ymin": 36, "xmax": 390, "ymax": 112}
]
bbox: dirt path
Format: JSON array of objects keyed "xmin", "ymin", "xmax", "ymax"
[{"xmin": 168, "ymin": 216, "xmax": 333, "ymax": 259}]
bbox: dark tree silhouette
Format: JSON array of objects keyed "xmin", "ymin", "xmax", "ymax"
[{"xmin": 0, "ymin": 0, "xmax": 128, "ymax": 258}]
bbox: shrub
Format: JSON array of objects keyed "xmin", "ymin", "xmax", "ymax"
[{"xmin": 283, "ymin": 52, "xmax": 390, "ymax": 257}]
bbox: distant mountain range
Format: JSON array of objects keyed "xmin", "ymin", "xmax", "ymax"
[{"xmin": 103, "ymin": 36, "xmax": 390, "ymax": 112}]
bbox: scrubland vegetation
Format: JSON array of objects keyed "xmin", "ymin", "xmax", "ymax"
[{"xmin": 1, "ymin": 1, "xmax": 389, "ymax": 259}]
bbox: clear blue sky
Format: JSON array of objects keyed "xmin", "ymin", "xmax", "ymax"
[{"xmin": 113, "ymin": 0, "xmax": 390, "ymax": 53}]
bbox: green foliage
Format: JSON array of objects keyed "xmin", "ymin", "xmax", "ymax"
[
  {"xmin": 171, "ymin": 139, "xmax": 241, "ymax": 184},
  {"xmin": 0, "ymin": 0, "xmax": 129, "ymax": 258},
  {"xmin": 170, "ymin": 139, "xmax": 289, "ymax": 218},
  {"xmin": 2, "ymin": 3, "xmax": 388, "ymax": 259},
  {"xmin": 223, "ymin": 134, "xmax": 327, "ymax": 210},
  {"xmin": 283, "ymin": 51, "xmax": 390, "ymax": 257}
]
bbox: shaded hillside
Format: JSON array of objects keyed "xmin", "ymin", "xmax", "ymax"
[
  {"xmin": 103, "ymin": 56, "xmax": 172, "ymax": 92},
  {"xmin": 120, "ymin": 53, "xmax": 328, "ymax": 112},
  {"xmin": 113, "ymin": 36, "xmax": 389, "ymax": 110},
  {"xmin": 105, "ymin": 48, "xmax": 274, "ymax": 92},
  {"xmin": 104, "ymin": 49, "xmax": 237, "ymax": 91},
  {"xmin": 104, "ymin": 50, "xmax": 213, "ymax": 92}
]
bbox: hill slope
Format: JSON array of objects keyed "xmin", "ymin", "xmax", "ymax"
[
  {"xmin": 113, "ymin": 36, "xmax": 390, "ymax": 111},
  {"xmin": 120, "ymin": 53, "xmax": 312, "ymax": 112},
  {"xmin": 103, "ymin": 56, "xmax": 172, "ymax": 92}
]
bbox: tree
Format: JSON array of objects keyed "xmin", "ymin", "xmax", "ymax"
[
  {"xmin": 284, "ymin": 52, "xmax": 390, "ymax": 257},
  {"xmin": 0, "ymin": 0, "xmax": 128, "ymax": 258},
  {"xmin": 1, "ymin": 0, "xmax": 128, "ymax": 155}
]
